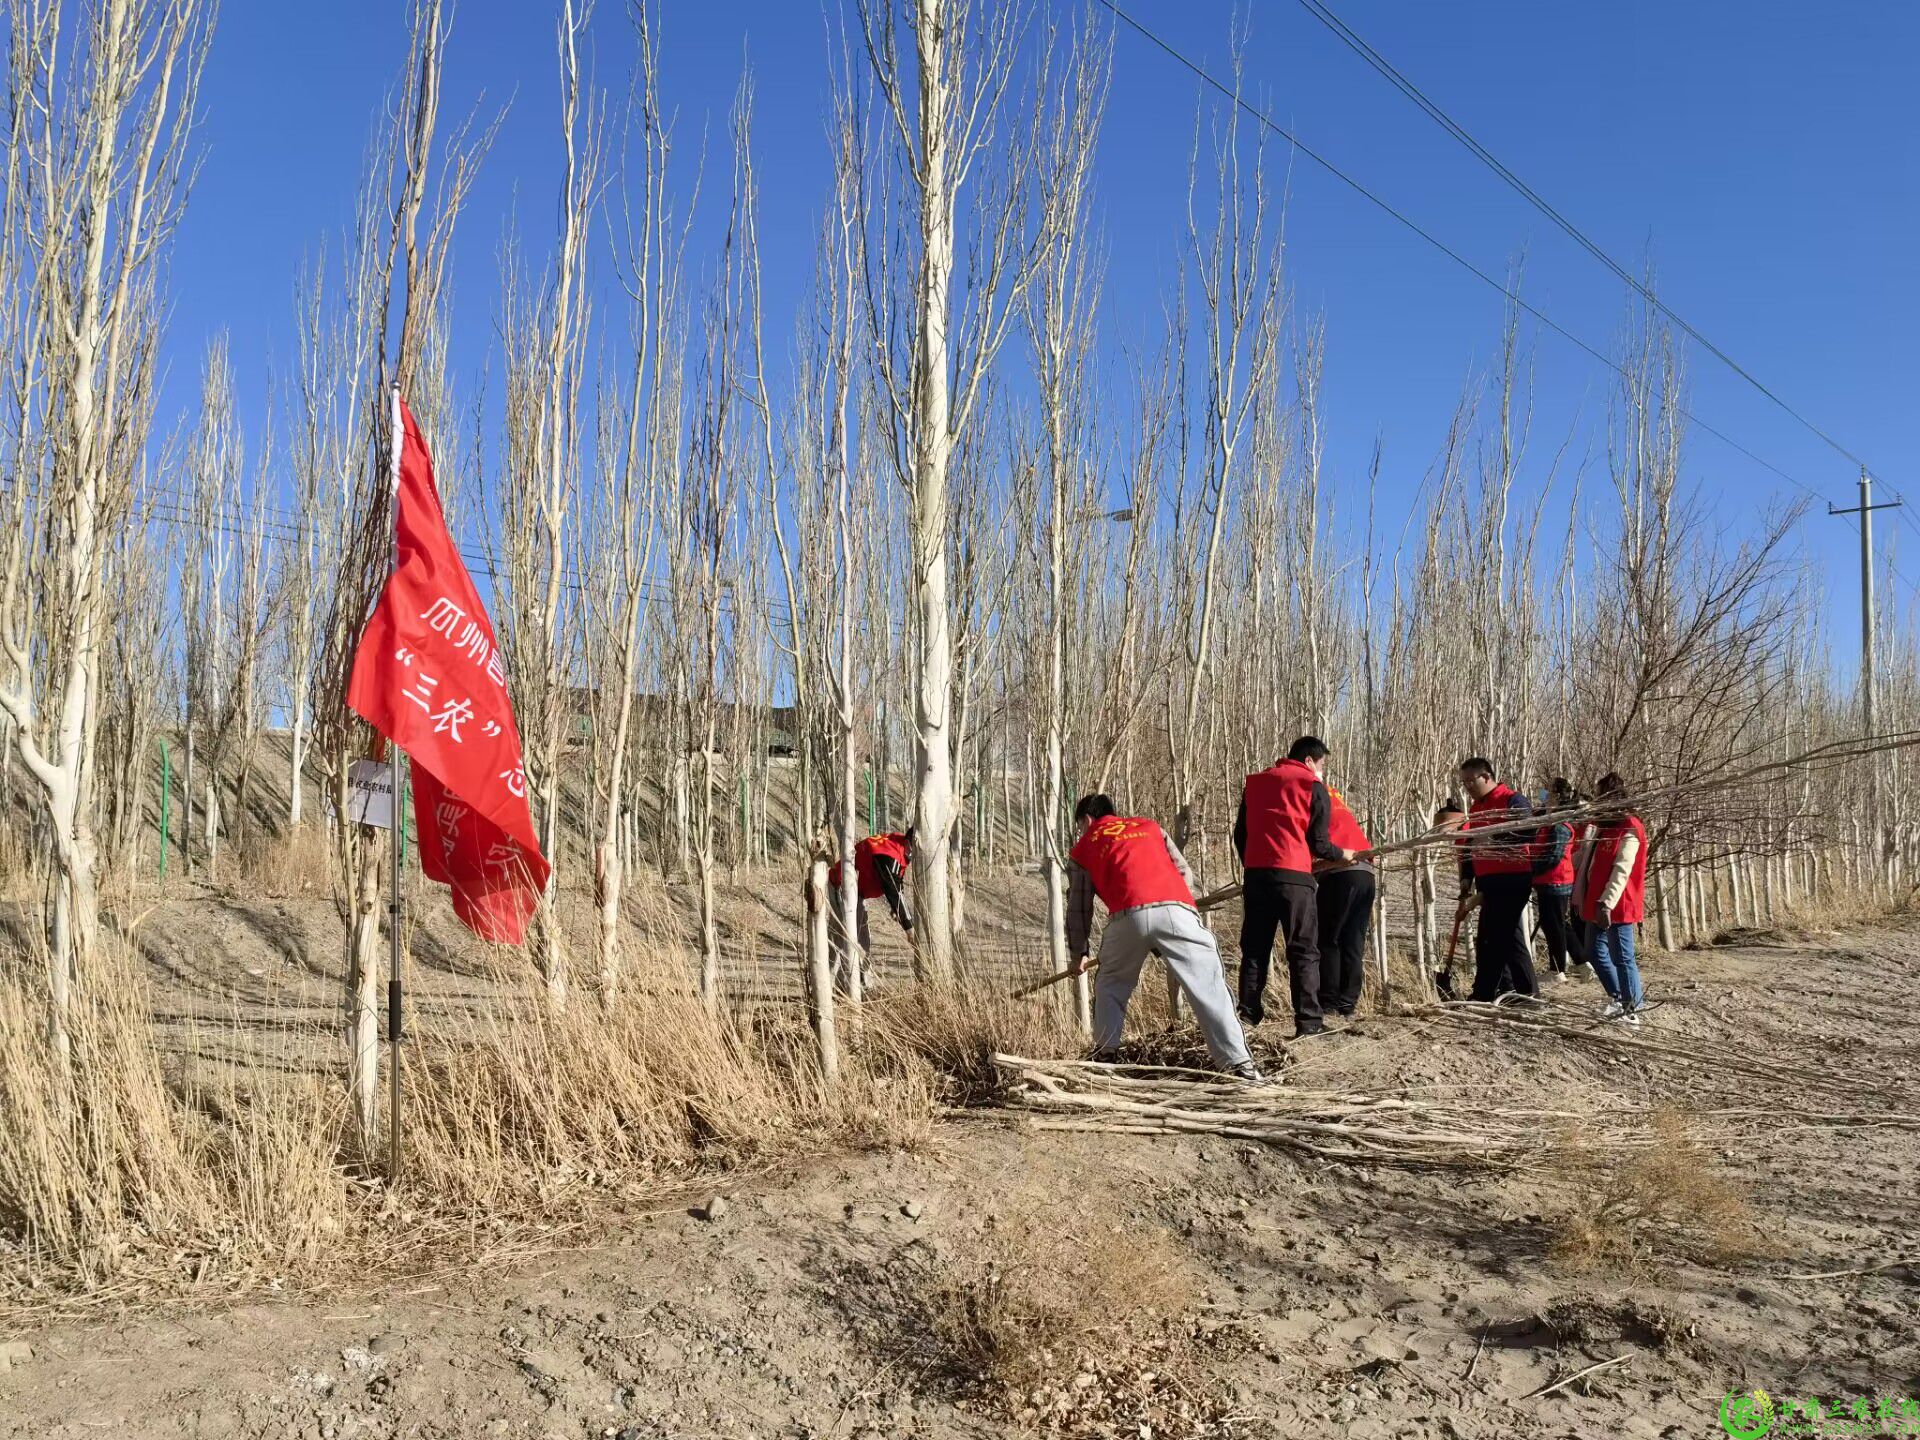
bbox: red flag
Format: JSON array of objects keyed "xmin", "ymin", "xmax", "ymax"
[{"xmin": 347, "ymin": 390, "xmax": 549, "ymax": 943}]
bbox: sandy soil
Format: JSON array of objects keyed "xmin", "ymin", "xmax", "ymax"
[{"xmin": 4, "ymin": 907, "xmax": 1918, "ymax": 1439}]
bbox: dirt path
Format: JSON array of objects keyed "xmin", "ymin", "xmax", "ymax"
[{"xmin": 5, "ymin": 918, "xmax": 1917, "ymax": 1439}]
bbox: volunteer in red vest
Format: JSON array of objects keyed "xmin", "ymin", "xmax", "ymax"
[
  {"xmin": 1065, "ymin": 794, "xmax": 1263, "ymax": 1082},
  {"xmin": 1572, "ymin": 772, "xmax": 1648, "ymax": 1026},
  {"xmin": 1529, "ymin": 778, "xmax": 1580, "ymax": 982},
  {"xmin": 1234, "ymin": 736, "xmax": 1360, "ymax": 1038},
  {"xmin": 1314, "ymin": 780, "xmax": 1375, "ymax": 1020},
  {"xmin": 1456, "ymin": 756, "xmax": 1540, "ymax": 1002},
  {"xmin": 827, "ymin": 828, "xmax": 914, "ymax": 993}
]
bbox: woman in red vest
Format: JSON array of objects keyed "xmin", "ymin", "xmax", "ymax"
[
  {"xmin": 1315, "ymin": 782, "xmax": 1374, "ymax": 1019},
  {"xmin": 1529, "ymin": 778, "xmax": 1580, "ymax": 982},
  {"xmin": 1572, "ymin": 772, "xmax": 1647, "ymax": 1025}
]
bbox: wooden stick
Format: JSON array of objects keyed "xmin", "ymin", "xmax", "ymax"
[
  {"xmin": 1463, "ymin": 1325, "xmax": 1487, "ymax": 1383},
  {"xmin": 1515, "ymin": 1354, "xmax": 1629, "ymax": 1401},
  {"xmin": 1780, "ymin": 1256, "xmax": 1920, "ymax": 1281},
  {"xmin": 1011, "ymin": 885, "xmax": 1239, "ymax": 998},
  {"xmin": 1009, "ymin": 962, "xmax": 1097, "ymax": 999},
  {"xmin": 1195, "ymin": 882, "xmax": 1242, "ymax": 911}
]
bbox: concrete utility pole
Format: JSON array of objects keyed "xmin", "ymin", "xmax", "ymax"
[{"xmin": 1830, "ymin": 468, "xmax": 1902, "ymax": 888}]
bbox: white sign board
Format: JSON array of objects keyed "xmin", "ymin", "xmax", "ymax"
[{"xmin": 345, "ymin": 759, "xmax": 396, "ymax": 829}]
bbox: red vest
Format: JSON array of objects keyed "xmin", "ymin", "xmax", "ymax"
[
  {"xmin": 1465, "ymin": 783, "xmax": 1532, "ymax": 877},
  {"xmin": 1532, "ymin": 821, "xmax": 1575, "ymax": 887},
  {"xmin": 1068, "ymin": 815, "xmax": 1193, "ymax": 913},
  {"xmin": 1242, "ymin": 760, "xmax": 1320, "ymax": 872},
  {"xmin": 1326, "ymin": 786, "xmax": 1370, "ymax": 853},
  {"xmin": 1580, "ymin": 815, "xmax": 1647, "ymax": 924},
  {"xmin": 829, "ymin": 832, "xmax": 910, "ymax": 900}
]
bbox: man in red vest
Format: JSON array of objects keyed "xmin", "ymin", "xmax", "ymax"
[
  {"xmin": 1065, "ymin": 794, "xmax": 1262, "ymax": 1081},
  {"xmin": 1456, "ymin": 757, "xmax": 1540, "ymax": 1001},
  {"xmin": 1234, "ymin": 736, "xmax": 1361, "ymax": 1038},
  {"xmin": 1315, "ymin": 780, "xmax": 1375, "ymax": 1020},
  {"xmin": 828, "ymin": 828, "xmax": 914, "ymax": 992}
]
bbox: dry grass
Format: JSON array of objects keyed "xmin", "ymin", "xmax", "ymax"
[
  {"xmin": 922, "ymin": 1202, "xmax": 1197, "ymax": 1390},
  {"xmin": 0, "ymin": 918, "xmax": 940, "ymax": 1314},
  {"xmin": 236, "ymin": 825, "xmax": 334, "ymax": 899},
  {"xmin": 0, "ymin": 938, "xmax": 354, "ymax": 1299},
  {"xmin": 849, "ymin": 1197, "xmax": 1246, "ymax": 1437},
  {"xmin": 1549, "ymin": 1108, "xmax": 1762, "ymax": 1275},
  {"xmin": 405, "ymin": 954, "xmax": 936, "ymax": 1213},
  {"xmin": 861, "ymin": 980, "xmax": 1086, "ymax": 1103}
]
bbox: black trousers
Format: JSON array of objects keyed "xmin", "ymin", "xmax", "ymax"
[
  {"xmin": 1531, "ymin": 884, "xmax": 1572, "ymax": 974},
  {"xmin": 1238, "ymin": 870, "xmax": 1322, "ymax": 1031},
  {"xmin": 1316, "ymin": 867, "xmax": 1375, "ymax": 1016},
  {"xmin": 1566, "ymin": 913, "xmax": 1590, "ymax": 968},
  {"xmin": 1470, "ymin": 873, "xmax": 1537, "ymax": 1001}
]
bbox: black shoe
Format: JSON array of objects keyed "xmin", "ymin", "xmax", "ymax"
[
  {"xmin": 1237, "ymin": 1008, "xmax": 1263, "ymax": 1027},
  {"xmin": 1087, "ymin": 1048, "xmax": 1121, "ymax": 1064},
  {"xmin": 1231, "ymin": 1062, "xmax": 1272, "ymax": 1086},
  {"xmin": 1293, "ymin": 1022, "xmax": 1327, "ymax": 1040}
]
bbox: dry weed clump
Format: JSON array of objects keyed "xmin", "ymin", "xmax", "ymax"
[
  {"xmin": 1549, "ymin": 1108, "xmax": 1762, "ymax": 1275},
  {"xmin": 236, "ymin": 826, "xmax": 335, "ymax": 898},
  {"xmin": 861, "ymin": 982, "xmax": 1085, "ymax": 1103},
  {"xmin": 897, "ymin": 1201, "xmax": 1240, "ymax": 1437}
]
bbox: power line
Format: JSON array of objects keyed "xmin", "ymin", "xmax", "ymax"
[
  {"xmin": 1287, "ymin": 0, "xmax": 1920, "ymax": 593},
  {"xmin": 110, "ymin": 488, "xmax": 799, "ymax": 626},
  {"xmin": 1287, "ymin": 0, "xmax": 1883, "ymax": 479},
  {"xmin": 1089, "ymin": 0, "xmax": 1920, "ymax": 603}
]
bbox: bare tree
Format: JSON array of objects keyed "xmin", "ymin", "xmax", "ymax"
[
  {"xmin": 856, "ymin": 0, "xmax": 1047, "ymax": 983},
  {"xmin": 0, "ymin": 0, "xmax": 212, "ymax": 1064},
  {"xmin": 311, "ymin": 0, "xmax": 491, "ymax": 1146},
  {"xmin": 1021, "ymin": 9, "xmax": 1107, "ymax": 1025},
  {"xmin": 1168, "ymin": 52, "xmax": 1285, "ymax": 862},
  {"xmin": 582, "ymin": 0, "xmax": 680, "ymax": 993},
  {"xmin": 496, "ymin": 0, "xmax": 601, "ymax": 1009}
]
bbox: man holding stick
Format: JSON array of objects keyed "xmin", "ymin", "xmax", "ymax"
[
  {"xmin": 828, "ymin": 828, "xmax": 914, "ymax": 993},
  {"xmin": 1457, "ymin": 757, "xmax": 1540, "ymax": 1002},
  {"xmin": 1064, "ymin": 795, "xmax": 1264, "ymax": 1081},
  {"xmin": 1234, "ymin": 736, "xmax": 1361, "ymax": 1037}
]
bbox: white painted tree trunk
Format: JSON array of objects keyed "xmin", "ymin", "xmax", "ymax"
[
  {"xmin": 346, "ymin": 835, "xmax": 383, "ymax": 1146},
  {"xmin": 903, "ymin": 0, "xmax": 960, "ymax": 988},
  {"xmin": 805, "ymin": 857, "xmax": 840, "ymax": 1087}
]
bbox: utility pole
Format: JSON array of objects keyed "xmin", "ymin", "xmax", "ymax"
[{"xmin": 1830, "ymin": 468, "xmax": 1901, "ymax": 890}]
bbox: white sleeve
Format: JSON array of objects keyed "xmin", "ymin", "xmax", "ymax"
[{"xmin": 1599, "ymin": 831, "xmax": 1640, "ymax": 910}]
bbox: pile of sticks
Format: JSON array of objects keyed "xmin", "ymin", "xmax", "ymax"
[
  {"xmin": 992, "ymin": 1053, "xmax": 1615, "ymax": 1169},
  {"xmin": 993, "ymin": 1042, "xmax": 1919, "ymax": 1166}
]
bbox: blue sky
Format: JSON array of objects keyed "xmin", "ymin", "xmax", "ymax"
[{"xmin": 164, "ymin": 0, "xmax": 1919, "ymax": 662}]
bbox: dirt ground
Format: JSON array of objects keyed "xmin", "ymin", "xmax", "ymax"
[{"xmin": 5, "ymin": 905, "xmax": 1919, "ymax": 1439}]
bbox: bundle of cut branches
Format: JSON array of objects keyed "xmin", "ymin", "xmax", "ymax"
[
  {"xmin": 992, "ymin": 1053, "xmax": 1626, "ymax": 1169},
  {"xmin": 992, "ymin": 1050, "xmax": 1918, "ymax": 1168}
]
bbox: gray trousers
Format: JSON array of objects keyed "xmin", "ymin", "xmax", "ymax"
[
  {"xmin": 1094, "ymin": 903, "xmax": 1252, "ymax": 1070},
  {"xmin": 828, "ymin": 900, "xmax": 872, "ymax": 995}
]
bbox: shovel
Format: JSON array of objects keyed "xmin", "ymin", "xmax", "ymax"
[{"xmin": 1433, "ymin": 908, "xmax": 1464, "ymax": 1002}]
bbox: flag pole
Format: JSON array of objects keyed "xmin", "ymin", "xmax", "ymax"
[{"xmin": 386, "ymin": 385, "xmax": 407, "ymax": 1184}]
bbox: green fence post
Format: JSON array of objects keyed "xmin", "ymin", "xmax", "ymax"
[{"xmin": 158, "ymin": 737, "xmax": 170, "ymax": 881}]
